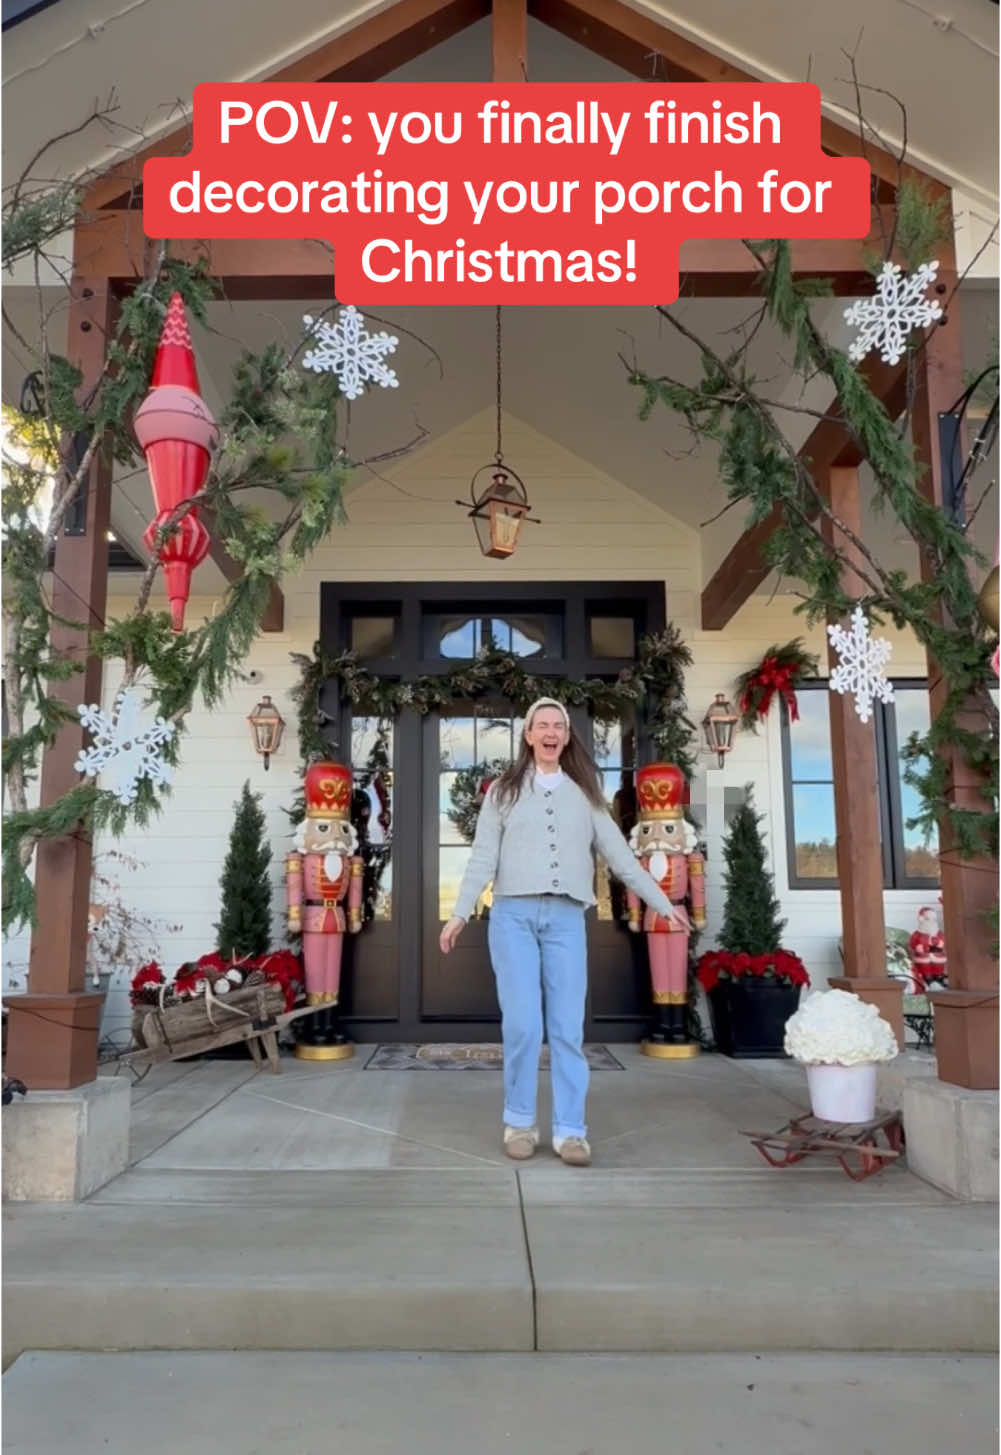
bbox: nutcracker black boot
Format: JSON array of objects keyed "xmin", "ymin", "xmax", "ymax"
[
  {"xmin": 648, "ymin": 1000, "xmax": 671, "ymax": 1045},
  {"xmin": 668, "ymin": 1002, "xmax": 689, "ymax": 1045}
]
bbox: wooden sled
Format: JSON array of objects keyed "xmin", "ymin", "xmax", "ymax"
[
  {"xmin": 122, "ymin": 990, "xmax": 316, "ymax": 1076},
  {"xmin": 740, "ymin": 1110, "xmax": 904, "ymax": 1182}
]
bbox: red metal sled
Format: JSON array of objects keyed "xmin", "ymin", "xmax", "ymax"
[{"xmin": 741, "ymin": 1110, "xmax": 904, "ymax": 1181}]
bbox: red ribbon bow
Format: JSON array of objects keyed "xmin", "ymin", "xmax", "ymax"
[{"xmin": 742, "ymin": 656, "xmax": 800, "ymax": 721}]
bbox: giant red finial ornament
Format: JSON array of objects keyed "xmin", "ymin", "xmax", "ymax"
[{"xmin": 134, "ymin": 292, "xmax": 218, "ymax": 632}]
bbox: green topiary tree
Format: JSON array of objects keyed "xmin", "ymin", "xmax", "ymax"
[
  {"xmin": 216, "ymin": 781, "xmax": 272, "ymax": 961},
  {"xmin": 717, "ymin": 788, "xmax": 786, "ymax": 955}
]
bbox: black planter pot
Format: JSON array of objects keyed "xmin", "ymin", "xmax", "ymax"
[{"xmin": 707, "ymin": 979, "xmax": 802, "ymax": 1058}]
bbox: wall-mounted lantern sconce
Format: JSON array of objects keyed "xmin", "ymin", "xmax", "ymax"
[
  {"xmin": 702, "ymin": 693, "xmax": 738, "ymax": 769},
  {"xmin": 248, "ymin": 694, "xmax": 286, "ymax": 771}
]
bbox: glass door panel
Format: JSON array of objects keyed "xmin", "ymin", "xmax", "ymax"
[
  {"xmin": 342, "ymin": 714, "xmax": 398, "ymax": 1019},
  {"xmin": 422, "ymin": 706, "xmax": 520, "ymax": 1020}
]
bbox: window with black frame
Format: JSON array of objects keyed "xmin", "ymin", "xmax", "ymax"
[{"xmin": 780, "ymin": 681, "xmax": 940, "ymax": 890}]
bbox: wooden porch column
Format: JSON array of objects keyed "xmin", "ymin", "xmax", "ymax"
[
  {"xmin": 911, "ymin": 279, "xmax": 999, "ymax": 1089},
  {"xmin": 823, "ymin": 465, "xmax": 904, "ymax": 1046},
  {"xmin": 492, "ymin": 0, "xmax": 527, "ymax": 80},
  {"xmin": 4, "ymin": 279, "xmax": 117, "ymax": 1090}
]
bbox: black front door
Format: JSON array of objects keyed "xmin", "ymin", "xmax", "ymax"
[{"xmin": 326, "ymin": 583, "xmax": 665, "ymax": 1041}]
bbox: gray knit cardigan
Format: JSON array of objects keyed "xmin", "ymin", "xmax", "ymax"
[{"xmin": 451, "ymin": 771, "xmax": 675, "ymax": 923}]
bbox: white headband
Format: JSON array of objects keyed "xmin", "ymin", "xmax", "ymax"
[{"xmin": 523, "ymin": 697, "xmax": 570, "ymax": 734}]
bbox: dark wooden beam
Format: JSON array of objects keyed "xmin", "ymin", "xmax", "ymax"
[
  {"xmin": 74, "ymin": 215, "xmax": 337, "ymax": 294},
  {"xmin": 74, "ymin": 208, "xmax": 895, "ymax": 299},
  {"xmin": 5, "ymin": 279, "xmax": 117, "ymax": 1090},
  {"xmin": 700, "ymin": 353, "xmax": 911, "ymax": 629},
  {"xmin": 493, "ymin": 0, "xmax": 528, "ymax": 81},
  {"xmin": 823, "ymin": 463, "xmax": 903, "ymax": 1048},
  {"xmin": 81, "ymin": 0, "xmax": 491, "ymax": 212},
  {"xmin": 528, "ymin": 0, "xmax": 949, "ymax": 198},
  {"xmin": 910, "ymin": 268, "xmax": 998, "ymax": 1087}
]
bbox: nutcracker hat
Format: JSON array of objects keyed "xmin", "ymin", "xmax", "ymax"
[
  {"xmin": 635, "ymin": 762, "xmax": 688, "ymax": 821},
  {"xmin": 304, "ymin": 761, "xmax": 352, "ymax": 820}
]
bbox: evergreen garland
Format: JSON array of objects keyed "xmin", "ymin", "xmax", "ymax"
[
  {"xmin": 735, "ymin": 640, "xmax": 821, "ymax": 731},
  {"xmin": 216, "ymin": 781, "xmax": 273, "ymax": 961},
  {"xmin": 628, "ymin": 179, "xmax": 998, "ymax": 879},
  {"xmin": 290, "ymin": 625, "xmax": 697, "ymax": 778},
  {"xmin": 1, "ymin": 185, "xmax": 361, "ymax": 930}
]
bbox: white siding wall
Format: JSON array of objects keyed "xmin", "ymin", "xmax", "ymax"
[{"xmin": 2, "ymin": 410, "xmax": 934, "ymax": 1037}]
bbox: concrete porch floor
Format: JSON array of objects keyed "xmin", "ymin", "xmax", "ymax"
[{"xmin": 4, "ymin": 1045, "xmax": 997, "ymax": 1367}]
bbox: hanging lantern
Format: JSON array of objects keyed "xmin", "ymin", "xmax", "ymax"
[
  {"xmin": 466, "ymin": 463, "xmax": 532, "ymax": 558},
  {"xmin": 134, "ymin": 292, "xmax": 218, "ymax": 633},
  {"xmin": 455, "ymin": 307, "xmax": 537, "ymax": 559},
  {"xmin": 247, "ymin": 695, "xmax": 285, "ymax": 770},
  {"xmin": 702, "ymin": 693, "xmax": 738, "ymax": 769}
]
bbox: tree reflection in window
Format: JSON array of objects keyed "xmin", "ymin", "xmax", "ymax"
[
  {"xmin": 438, "ymin": 711, "xmax": 522, "ymax": 920},
  {"xmin": 351, "ymin": 716, "xmax": 394, "ymax": 921},
  {"xmin": 439, "ymin": 615, "xmax": 546, "ymax": 659},
  {"xmin": 593, "ymin": 713, "xmax": 637, "ymax": 921}
]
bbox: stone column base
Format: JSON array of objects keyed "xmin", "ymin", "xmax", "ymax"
[
  {"xmin": 928, "ymin": 989, "xmax": 999, "ymax": 1090},
  {"xmin": 902, "ymin": 1077, "xmax": 999, "ymax": 1202},
  {"xmin": 2, "ymin": 1077, "xmax": 130, "ymax": 1202},
  {"xmin": 827, "ymin": 976, "xmax": 905, "ymax": 1048}
]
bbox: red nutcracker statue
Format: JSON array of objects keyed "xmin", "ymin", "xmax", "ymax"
[
  {"xmin": 908, "ymin": 904, "xmax": 948, "ymax": 991},
  {"xmin": 626, "ymin": 763, "xmax": 706, "ymax": 1059},
  {"xmin": 286, "ymin": 762, "xmax": 364, "ymax": 1061}
]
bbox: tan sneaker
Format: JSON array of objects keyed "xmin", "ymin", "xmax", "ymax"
[
  {"xmin": 553, "ymin": 1135, "xmax": 591, "ymax": 1167},
  {"xmin": 503, "ymin": 1125, "xmax": 539, "ymax": 1160}
]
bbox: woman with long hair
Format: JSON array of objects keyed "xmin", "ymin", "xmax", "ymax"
[{"xmin": 440, "ymin": 698, "xmax": 678, "ymax": 1166}]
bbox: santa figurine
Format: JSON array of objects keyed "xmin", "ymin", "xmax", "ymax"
[
  {"xmin": 626, "ymin": 762, "xmax": 706, "ymax": 1058},
  {"xmin": 286, "ymin": 761, "xmax": 364, "ymax": 1060},
  {"xmin": 908, "ymin": 904, "xmax": 948, "ymax": 991}
]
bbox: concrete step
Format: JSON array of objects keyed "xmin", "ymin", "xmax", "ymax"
[
  {"xmin": 3, "ymin": 1168, "xmax": 997, "ymax": 1363},
  {"xmin": 3, "ymin": 1169, "xmax": 533, "ymax": 1364},
  {"xmin": 4, "ymin": 1351, "xmax": 999, "ymax": 1455}
]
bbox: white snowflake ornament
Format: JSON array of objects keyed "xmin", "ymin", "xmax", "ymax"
[
  {"xmin": 74, "ymin": 688, "xmax": 176, "ymax": 806},
  {"xmin": 844, "ymin": 260, "xmax": 943, "ymax": 367},
  {"xmin": 827, "ymin": 606, "xmax": 895, "ymax": 723},
  {"xmin": 301, "ymin": 306, "xmax": 400, "ymax": 401}
]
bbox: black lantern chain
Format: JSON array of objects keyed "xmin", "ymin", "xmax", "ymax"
[
  {"xmin": 496, "ymin": 304, "xmax": 503, "ymax": 464},
  {"xmin": 453, "ymin": 306, "xmax": 539, "ymax": 558}
]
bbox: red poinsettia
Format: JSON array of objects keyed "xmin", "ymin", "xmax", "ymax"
[
  {"xmin": 173, "ymin": 963, "xmax": 208, "ymax": 999},
  {"xmin": 195, "ymin": 951, "xmax": 228, "ymax": 976},
  {"xmin": 254, "ymin": 949, "xmax": 305, "ymax": 1011},
  {"xmin": 129, "ymin": 962, "xmax": 165, "ymax": 1007},
  {"xmin": 696, "ymin": 948, "xmax": 811, "ymax": 994}
]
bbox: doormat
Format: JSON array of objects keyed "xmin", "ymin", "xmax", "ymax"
[{"xmin": 364, "ymin": 1044, "xmax": 625, "ymax": 1070}]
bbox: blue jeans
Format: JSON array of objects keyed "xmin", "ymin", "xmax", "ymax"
[{"xmin": 487, "ymin": 894, "xmax": 589, "ymax": 1140}]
